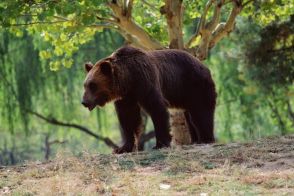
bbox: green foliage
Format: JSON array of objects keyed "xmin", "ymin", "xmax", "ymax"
[
  {"xmin": 207, "ymin": 16, "xmax": 293, "ymax": 142},
  {"xmin": 241, "ymin": 18, "xmax": 294, "ymax": 134},
  {"xmin": 132, "ymin": 1, "xmax": 168, "ymax": 45},
  {"xmin": 0, "ymin": 32, "xmax": 43, "ymax": 133},
  {"xmin": 244, "ymin": 18, "xmax": 294, "ymax": 91},
  {"xmin": 0, "ymin": 29, "xmax": 123, "ymax": 164},
  {"xmin": 242, "ymin": 0, "xmax": 293, "ymax": 25},
  {"xmin": 1, "ymin": 0, "xmax": 293, "ymax": 69},
  {"xmin": 0, "ymin": 0, "xmax": 109, "ymax": 70}
]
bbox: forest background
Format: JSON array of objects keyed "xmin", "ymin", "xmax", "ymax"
[{"xmin": 0, "ymin": 0, "xmax": 293, "ymax": 165}]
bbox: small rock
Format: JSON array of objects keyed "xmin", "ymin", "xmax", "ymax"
[
  {"xmin": 159, "ymin": 183, "xmax": 171, "ymax": 190},
  {"xmin": 2, "ymin": 186, "xmax": 10, "ymax": 194}
]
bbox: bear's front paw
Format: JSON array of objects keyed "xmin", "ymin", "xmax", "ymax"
[{"xmin": 113, "ymin": 145, "xmax": 133, "ymax": 154}]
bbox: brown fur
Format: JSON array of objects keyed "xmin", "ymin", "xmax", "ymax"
[{"xmin": 82, "ymin": 61, "xmax": 119, "ymax": 109}]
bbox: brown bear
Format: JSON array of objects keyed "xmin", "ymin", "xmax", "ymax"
[{"xmin": 82, "ymin": 46, "xmax": 216, "ymax": 153}]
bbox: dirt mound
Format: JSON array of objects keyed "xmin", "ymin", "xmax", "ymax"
[{"xmin": 1, "ymin": 135, "xmax": 293, "ymax": 195}]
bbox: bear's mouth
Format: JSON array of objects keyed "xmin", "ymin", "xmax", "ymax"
[
  {"xmin": 96, "ymin": 93, "xmax": 110, "ymax": 107},
  {"xmin": 82, "ymin": 100, "xmax": 96, "ymax": 111},
  {"xmin": 84, "ymin": 93, "xmax": 110, "ymax": 111},
  {"xmin": 87, "ymin": 104, "xmax": 96, "ymax": 111}
]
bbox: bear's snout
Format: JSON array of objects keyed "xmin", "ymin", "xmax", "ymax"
[
  {"xmin": 81, "ymin": 100, "xmax": 89, "ymax": 107},
  {"xmin": 81, "ymin": 99, "xmax": 96, "ymax": 111}
]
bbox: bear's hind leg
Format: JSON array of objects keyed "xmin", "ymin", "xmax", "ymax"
[
  {"xmin": 184, "ymin": 111, "xmax": 200, "ymax": 144},
  {"xmin": 189, "ymin": 108, "xmax": 215, "ymax": 143},
  {"xmin": 114, "ymin": 99, "xmax": 142, "ymax": 153}
]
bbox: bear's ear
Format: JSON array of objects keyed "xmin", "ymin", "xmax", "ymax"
[
  {"xmin": 100, "ymin": 61, "xmax": 113, "ymax": 76},
  {"xmin": 84, "ymin": 62, "xmax": 93, "ymax": 72}
]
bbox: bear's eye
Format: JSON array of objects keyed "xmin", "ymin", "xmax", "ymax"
[{"xmin": 88, "ymin": 82, "xmax": 97, "ymax": 92}]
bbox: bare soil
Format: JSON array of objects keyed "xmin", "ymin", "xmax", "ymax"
[{"xmin": 0, "ymin": 135, "xmax": 293, "ymax": 195}]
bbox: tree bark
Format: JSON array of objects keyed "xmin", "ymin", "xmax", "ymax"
[
  {"xmin": 108, "ymin": 0, "xmax": 163, "ymax": 50},
  {"xmin": 161, "ymin": 0, "xmax": 184, "ymax": 49}
]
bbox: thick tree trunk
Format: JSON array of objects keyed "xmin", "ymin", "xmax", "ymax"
[{"xmin": 169, "ymin": 109, "xmax": 191, "ymax": 145}]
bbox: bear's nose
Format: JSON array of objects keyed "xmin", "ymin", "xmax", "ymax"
[{"xmin": 81, "ymin": 100, "xmax": 89, "ymax": 107}]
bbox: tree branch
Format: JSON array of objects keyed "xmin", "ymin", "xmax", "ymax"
[
  {"xmin": 87, "ymin": 23, "xmax": 118, "ymax": 30},
  {"xmin": 286, "ymin": 99, "xmax": 294, "ymax": 124},
  {"xmin": 52, "ymin": 15, "xmax": 70, "ymax": 21},
  {"xmin": 44, "ymin": 134, "xmax": 67, "ymax": 160},
  {"xmin": 117, "ymin": 27, "xmax": 150, "ymax": 49},
  {"xmin": 186, "ymin": 0, "xmax": 242, "ymax": 60},
  {"xmin": 206, "ymin": 0, "xmax": 224, "ymax": 31},
  {"xmin": 96, "ymin": 16, "xmax": 118, "ymax": 24},
  {"xmin": 267, "ymin": 99, "xmax": 287, "ymax": 135},
  {"xmin": 140, "ymin": 131, "xmax": 155, "ymax": 144},
  {"xmin": 185, "ymin": 0, "xmax": 214, "ymax": 49},
  {"xmin": 138, "ymin": 130, "xmax": 155, "ymax": 151},
  {"xmin": 3, "ymin": 20, "xmax": 69, "ymax": 27},
  {"xmin": 209, "ymin": 0, "xmax": 242, "ymax": 49},
  {"xmin": 161, "ymin": 0, "xmax": 184, "ymax": 49},
  {"xmin": 26, "ymin": 110, "xmax": 119, "ymax": 149},
  {"xmin": 48, "ymin": 140, "xmax": 67, "ymax": 146},
  {"xmin": 19, "ymin": 14, "xmax": 69, "ymax": 21},
  {"xmin": 196, "ymin": 0, "xmax": 222, "ymax": 60},
  {"xmin": 242, "ymin": 0, "xmax": 254, "ymax": 7},
  {"xmin": 126, "ymin": 0, "xmax": 134, "ymax": 18},
  {"xmin": 107, "ymin": 0, "xmax": 163, "ymax": 50},
  {"xmin": 141, "ymin": 0, "xmax": 158, "ymax": 11}
]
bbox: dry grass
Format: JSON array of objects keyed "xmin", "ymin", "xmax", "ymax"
[{"xmin": 0, "ymin": 135, "xmax": 294, "ymax": 195}]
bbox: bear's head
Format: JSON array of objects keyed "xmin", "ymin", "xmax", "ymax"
[{"xmin": 81, "ymin": 59, "xmax": 117, "ymax": 111}]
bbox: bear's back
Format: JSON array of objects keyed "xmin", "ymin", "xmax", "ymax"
[
  {"xmin": 114, "ymin": 46, "xmax": 146, "ymax": 58},
  {"xmin": 150, "ymin": 49, "xmax": 205, "ymax": 71},
  {"xmin": 113, "ymin": 46, "xmax": 210, "ymax": 79},
  {"xmin": 110, "ymin": 46, "xmax": 214, "ymax": 107}
]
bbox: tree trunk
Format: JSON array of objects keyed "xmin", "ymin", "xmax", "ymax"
[{"xmin": 169, "ymin": 109, "xmax": 191, "ymax": 145}]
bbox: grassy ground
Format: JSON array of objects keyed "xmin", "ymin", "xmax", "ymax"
[{"xmin": 1, "ymin": 135, "xmax": 294, "ymax": 195}]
